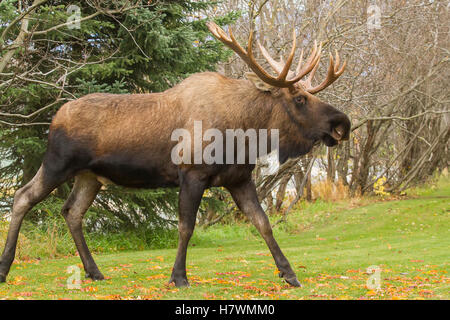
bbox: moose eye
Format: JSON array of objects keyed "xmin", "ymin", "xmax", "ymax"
[{"xmin": 294, "ymin": 95, "xmax": 306, "ymax": 106}]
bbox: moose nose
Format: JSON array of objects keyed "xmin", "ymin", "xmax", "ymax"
[
  {"xmin": 330, "ymin": 124, "xmax": 346, "ymax": 141},
  {"xmin": 330, "ymin": 113, "xmax": 351, "ymax": 141}
]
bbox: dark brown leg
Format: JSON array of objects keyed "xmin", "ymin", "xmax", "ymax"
[
  {"xmin": 61, "ymin": 172, "xmax": 103, "ymax": 280},
  {"xmin": 227, "ymin": 179, "xmax": 301, "ymax": 287},
  {"xmin": 0, "ymin": 166, "xmax": 66, "ymax": 282},
  {"xmin": 169, "ymin": 171, "xmax": 206, "ymax": 287}
]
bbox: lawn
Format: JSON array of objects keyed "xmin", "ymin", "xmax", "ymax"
[{"xmin": 0, "ymin": 179, "xmax": 448, "ymax": 300}]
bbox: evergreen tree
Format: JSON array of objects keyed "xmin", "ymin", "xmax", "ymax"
[{"xmin": 0, "ymin": 0, "xmax": 238, "ymax": 232}]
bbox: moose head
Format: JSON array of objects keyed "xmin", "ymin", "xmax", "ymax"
[{"xmin": 207, "ymin": 21, "xmax": 350, "ymax": 162}]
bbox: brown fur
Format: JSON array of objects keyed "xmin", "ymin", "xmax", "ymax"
[{"xmin": 50, "ymin": 71, "xmax": 348, "ymax": 185}]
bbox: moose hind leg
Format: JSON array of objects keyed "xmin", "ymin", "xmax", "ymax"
[
  {"xmin": 61, "ymin": 172, "xmax": 103, "ymax": 280},
  {"xmin": 0, "ymin": 166, "xmax": 66, "ymax": 282},
  {"xmin": 227, "ymin": 179, "xmax": 301, "ymax": 287}
]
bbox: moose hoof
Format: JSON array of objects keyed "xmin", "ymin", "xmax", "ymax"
[
  {"xmin": 86, "ymin": 272, "xmax": 104, "ymax": 281},
  {"xmin": 284, "ymin": 276, "xmax": 301, "ymax": 287},
  {"xmin": 169, "ymin": 277, "xmax": 190, "ymax": 288},
  {"xmin": 0, "ymin": 274, "xmax": 6, "ymax": 283},
  {"xmin": 279, "ymin": 271, "xmax": 301, "ymax": 287}
]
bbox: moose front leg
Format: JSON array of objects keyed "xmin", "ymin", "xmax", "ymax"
[
  {"xmin": 227, "ymin": 179, "xmax": 301, "ymax": 287},
  {"xmin": 169, "ymin": 171, "xmax": 206, "ymax": 287}
]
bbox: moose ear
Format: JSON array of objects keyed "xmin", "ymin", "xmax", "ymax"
[{"xmin": 245, "ymin": 72, "xmax": 275, "ymax": 92}]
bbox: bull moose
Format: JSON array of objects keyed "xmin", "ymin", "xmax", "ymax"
[{"xmin": 0, "ymin": 22, "xmax": 350, "ymax": 287}]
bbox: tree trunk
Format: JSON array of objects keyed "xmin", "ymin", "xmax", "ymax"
[
  {"xmin": 275, "ymin": 176, "xmax": 290, "ymax": 211},
  {"xmin": 306, "ymin": 158, "xmax": 312, "ymax": 201},
  {"xmin": 326, "ymin": 148, "xmax": 336, "ymax": 183}
]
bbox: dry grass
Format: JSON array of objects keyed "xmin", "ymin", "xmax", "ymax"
[
  {"xmin": 0, "ymin": 219, "xmax": 33, "ymax": 261},
  {"xmin": 312, "ymin": 179, "xmax": 350, "ymax": 201},
  {"xmin": 0, "ymin": 218, "xmax": 68, "ymax": 262}
]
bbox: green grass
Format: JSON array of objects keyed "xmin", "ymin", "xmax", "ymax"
[{"xmin": 0, "ymin": 177, "xmax": 448, "ymax": 300}]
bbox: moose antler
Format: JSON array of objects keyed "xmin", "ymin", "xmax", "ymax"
[
  {"xmin": 258, "ymin": 39, "xmax": 346, "ymax": 94},
  {"xmin": 206, "ymin": 21, "xmax": 321, "ymax": 89},
  {"xmin": 299, "ymin": 50, "xmax": 346, "ymax": 94}
]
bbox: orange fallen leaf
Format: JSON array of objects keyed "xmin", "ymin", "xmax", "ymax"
[
  {"xmin": 366, "ymin": 290, "xmax": 378, "ymax": 296},
  {"xmin": 14, "ymin": 292, "xmax": 34, "ymax": 297},
  {"xmin": 147, "ymin": 265, "xmax": 162, "ymax": 270},
  {"xmin": 146, "ymin": 274, "xmax": 167, "ymax": 280}
]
